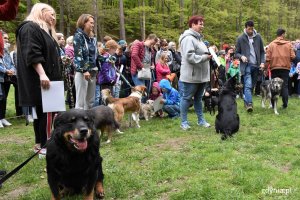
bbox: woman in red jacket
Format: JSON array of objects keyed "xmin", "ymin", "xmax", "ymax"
[{"xmin": 155, "ymin": 52, "xmax": 177, "ymax": 87}]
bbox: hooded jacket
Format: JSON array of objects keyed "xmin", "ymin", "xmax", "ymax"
[
  {"xmin": 178, "ymin": 28, "xmax": 210, "ymax": 83},
  {"xmin": 159, "ymin": 79, "xmax": 180, "ymax": 106},
  {"xmin": 149, "ymin": 81, "xmax": 162, "ymax": 100},
  {"xmin": 266, "ymin": 37, "xmax": 295, "ymax": 71},
  {"xmin": 235, "ymin": 29, "xmax": 265, "ymax": 75}
]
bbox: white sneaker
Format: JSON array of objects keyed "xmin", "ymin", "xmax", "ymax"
[
  {"xmin": 27, "ymin": 115, "xmax": 34, "ymax": 123},
  {"xmin": 1, "ymin": 119, "xmax": 11, "ymax": 126},
  {"xmin": 0, "ymin": 121, "xmax": 3, "ymax": 128},
  {"xmin": 38, "ymin": 148, "xmax": 47, "ymax": 159}
]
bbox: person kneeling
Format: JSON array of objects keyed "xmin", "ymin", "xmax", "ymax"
[{"xmin": 159, "ymin": 79, "xmax": 180, "ymax": 118}]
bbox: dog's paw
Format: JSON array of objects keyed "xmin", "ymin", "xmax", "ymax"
[
  {"xmin": 136, "ymin": 125, "xmax": 141, "ymax": 128},
  {"xmin": 116, "ymin": 129, "xmax": 124, "ymax": 134},
  {"xmin": 95, "ymin": 182, "xmax": 105, "ymax": 199},
  {"xmin": 275, "ymin": 111, "xmax": 279, "ymax": 115}
]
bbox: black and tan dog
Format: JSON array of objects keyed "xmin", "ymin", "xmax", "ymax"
[
  {"xmin": 215, "ymin": 77, "xmax": 240, "ymax": 140},
  {"xmin": 260, "ymin": 77, "xmax": 283, "ymax": 115},
  {"xmin": 90, "ymin": 105, "xmax": 120, "ymax": 144},
  {"xmin": 46, "ymin": 109, "xmax": 104, "ymax": 200}
]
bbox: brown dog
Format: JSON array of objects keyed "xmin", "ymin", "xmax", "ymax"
[
  {"xmin": 101, "ymin": 85, "xmax": 147, "ymax": 132},
  {"xmin": 140, "ymin": 99, "xmax": 154, "ymax": 121}
]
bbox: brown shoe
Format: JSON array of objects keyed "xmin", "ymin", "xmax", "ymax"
[{"xmin": 246, "ymin": 104, "xmax": 253, "ymax": 112}]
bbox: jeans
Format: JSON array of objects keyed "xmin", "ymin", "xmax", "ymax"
[
  {"xmin": 93, "ymin": 84, "xmax": 101, "ymax": 107},
  {"xmin": 271, "ymin": 69, "xmax": 289, "ymax": 108},
  {"xmin": 180, "ymin": 82, "xmax": 207, "ymax": 125},
  {"xmin": 131, "ymin": 74, "xmax": 146, "ymax": 86},
  {"xmin": 163, "ymin": 104, "xmax": 180, "ymax": 117},
  {"xmin": 243, "ymin": 64, "xmax": 259, "ymax": 105}
]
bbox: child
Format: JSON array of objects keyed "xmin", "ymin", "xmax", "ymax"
[
  {"xmin": 296, "ymin": 62, "xmax": 300, "ymax": 97},
  {"xmin": 149, "ymin": 82, "xmax": 164, "ymax": 117},
  {"xmin": 97, "ymin": 39, "xmax": 119, "ymax": 94},
  {"xmin": 159, "ymin": 79, "xmax": 180, "ymax": 118},
  {"xmin": 227, "ymin": 56, "xmax": 243, "ymax": 97}
]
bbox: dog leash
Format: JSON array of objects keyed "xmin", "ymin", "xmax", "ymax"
[{"xmin": 0, "ymin": 144, "xmax": 46, "ymax": 185}]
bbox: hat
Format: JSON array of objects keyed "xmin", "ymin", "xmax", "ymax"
[
  {"xmin": 118, "ymin": 40, "xmax": 127, "ymax": 47},
  {"xmin": 218, "ymin": 50, "xmax": 226, "ymax": 55}
]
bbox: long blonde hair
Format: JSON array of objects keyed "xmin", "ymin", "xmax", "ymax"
[{"xmin": 26, "ymin": 3, "xmax": 57, "ymax": 41}]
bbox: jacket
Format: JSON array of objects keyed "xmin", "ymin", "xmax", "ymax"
[
  {"xmin": 159, "ymin": 79, "xmax": 180, "ymax": 106},
  {"xmin": 16, "ymin": 21, "xmax": 62, "ymax": 106},
  {"xmin": 178, "ymin": 28, "xmax": 210, "ymax": 83},
  {"xmin": 0, "ymin": 48, "xmax": 16, "ymax": 82},
  {"xmin": 235, "ymin": 29, "xmax": 265, "ymax": 75},
  {"xmin": 97, "ymin": 53, "xmax": 117, "ymax": 85},
  {"xmin": 155, "ymin": 62, "xmax": 170, "ymax": 83},
  {"xmin": 73, "ymin": 28, "xmax": 98, "ymax": 73},
  {"xmin": 266, "ymin": 37, "xmax": 295, "ymax": 71}
]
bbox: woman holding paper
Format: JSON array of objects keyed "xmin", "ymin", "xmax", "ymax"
[
  {"xmin": 16, "ymin": 3, "xmax": 62, "ymax": 156},
  {"xmin": 178, "ymin": 15, "xmax": 213, "ymax": 131}
]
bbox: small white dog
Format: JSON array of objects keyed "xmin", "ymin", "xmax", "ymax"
[{"xmin": 140, "ymin": 100, "xmax": 154, "ymax": 121}]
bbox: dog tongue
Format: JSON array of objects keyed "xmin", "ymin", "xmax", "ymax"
[{"xmin": 76, "ymin": 140, "xmax": 87, "ymax": 150}]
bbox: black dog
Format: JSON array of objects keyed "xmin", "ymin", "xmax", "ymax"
[
  {"xmin": 90, "ymin": 105, "xmax": 120, "ymax": 143},
  {"xmin": 46, "ymin": 109, "xmax": 105, "ymax": 199},
  {"xmin": 215, "ymin": 77, "xmax": 240, "ymax": 140}
]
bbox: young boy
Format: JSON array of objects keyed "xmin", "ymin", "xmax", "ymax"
[{"xmin": 159, "ymin": 79, "xmax": 180, "ymax": 118}]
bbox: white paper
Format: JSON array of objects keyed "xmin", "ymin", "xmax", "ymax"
[
  {"xmin": 41, "ymin": 81, "xmax": 66, "ymax": 113},
  {"xmin": 208, "ymin": 47, "xmax": 221, "ymax": 67},
  {"xmin": 153, "ymin": 96, "xmax": 164, "ymax": 112}
]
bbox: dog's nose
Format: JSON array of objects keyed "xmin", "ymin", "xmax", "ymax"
[{"xmin": 79, "ymin": 127, "xmax": 88, "ymax": 137}]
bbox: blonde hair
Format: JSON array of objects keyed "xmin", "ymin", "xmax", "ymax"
[
  {"xmin": 66, "ymin": 36, "xmax": 73, "ymax": 45},
  {"xmin": 159, "ymin": 52, "xmax": 168, "ymax": 64},
  {"xmin": 26, "ymin": 3, "xmax": 57, "ymax": 41}
]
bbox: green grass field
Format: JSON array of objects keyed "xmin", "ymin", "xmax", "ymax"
[{"xmin": 0, "ymin": 88, "xmax": 300, "ymax": 199}]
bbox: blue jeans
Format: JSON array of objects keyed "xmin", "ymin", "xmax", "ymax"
[
  {"xmin": 180, "ymin": 82, "xmax": 207, "ymax": 125},
  {"xmin": 93, "ymin": 84, "xmax": 101, "ymax": 107},
  {"xmin": 163, "ymin": 104, "xmax": 180, "ymax": 117},
  {"xmin": 131, "ymin": 74, "xmax": 146, "ymax": 86},
  {"xmin": 243, "ymin": 64, "xmax": 259, "ymax": 105}
]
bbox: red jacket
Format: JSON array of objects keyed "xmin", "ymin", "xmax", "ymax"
[{"xmin": 0, "ymin": 0, "xmax": 19, "ymax": 57}]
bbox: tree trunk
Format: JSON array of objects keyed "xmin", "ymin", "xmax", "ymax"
[
  {"xmin": 66, "ymin": 0, "xmax": 70, "ymax": 36},
  {"xmin": 93, "ymin": 0, "xmax": 98, "ymax": 38},
  {"xmin": 179, "ymin": 0, "xmax": 184, "ymax": 31},
  {"xmin": 59, "ymin": 0, "xmax": 64, "ymax": 34},
  {"xmin": 26, "ymin": 0, "xmax": 31, "ymax": 15},
  {"xmin": 139, "ymin": 0, "xmax": 145, "ymax": 40},
  {"xmin": 119, "ymin": 0, "xmax": 126, "ymax": 40}
]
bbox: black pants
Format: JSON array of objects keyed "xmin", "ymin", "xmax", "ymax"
[
  {"xmin": 33, "ymin": 105, "xmax": 55, "ymax": 147},
  {"xmin": 0, "ymin": 82, "xmax": 6, "ymax": 119},
  {"xmin": 271, "ymin": 69, "xmax": 289, "ymax": 108},
  {"xmin": 3, "ymin": 78, "xmax": 23, "ymax": 116}
]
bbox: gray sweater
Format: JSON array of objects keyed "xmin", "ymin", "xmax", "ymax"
[{"xmin": 179, "ymin": 28, "xmax": 210, "ymax": 83}]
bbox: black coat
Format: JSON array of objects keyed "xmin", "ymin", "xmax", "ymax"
[{"xmin": 16, "ymin": 21, "xmax": 62, "ymax": 106}]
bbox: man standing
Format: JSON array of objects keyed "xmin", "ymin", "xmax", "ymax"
[
  {"xmin": 178, "ymin": 15, "xmax": 212, "ymax": 130},
  {"xmin": 266, "ymin": 29, "xmax": 295, "ymax": 109},
  {"xmin": 236, "ymin": 20, "xmax": 265, "ymax": 112}
]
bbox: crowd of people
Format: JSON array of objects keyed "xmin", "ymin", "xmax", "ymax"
[{"xmin": 1, "ymin": 2, "xmax": 300, "ymax": 160}]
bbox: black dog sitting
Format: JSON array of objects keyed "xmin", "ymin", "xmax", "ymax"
[
  {"xmin": 215, "ymin": 77, "xmax": 240, "ymax": 140},
  {"xmin": 46, "ymin": 109, "xmax": 105, "ymax": 199}
]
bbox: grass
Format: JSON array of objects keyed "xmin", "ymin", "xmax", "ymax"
[{"xmin": 1, "ymin": 87, "xmax": 300, "ymax": 199}]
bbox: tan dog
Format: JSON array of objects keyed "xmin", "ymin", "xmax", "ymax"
[
  {"xmin": 101, "ymin": 85, "xmax": 147, "ymax": 132},
  {"xmin": 140, "ymin": 99, "xmax": 154, "ymax": 121}
]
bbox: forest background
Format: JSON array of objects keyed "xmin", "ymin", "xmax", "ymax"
[{"xmin": 1, "ymin": 0, "xmax": 300, "ymax": 48}]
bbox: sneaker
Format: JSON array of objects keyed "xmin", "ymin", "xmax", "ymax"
[
  {"xmin": 246, "ymin": 104, "xmax": 253, "ymax": 112},
  {"xmin": 38, "ymin": 148, "xmax": 47, "ymax": 159},
  {"xmin": 180, "ymin": 123, "xmax": 191, "ymax": 131},
  {"xmin": 1, "ymin": 119, "xmax": 12, "ymax": 126},
  {"xmin": 33, "ymin": 144, "xmax": 41, "ymax": 153},
  {"xmin": 27, "ymin": 115, "xmax": 34, "ymax": 123},
  {"xmin": 0, "ymin": 121, "xmax": 3, "ymax": 128},
  {"xmin": 197, "ymin": 121, "xmax": 211, "ymax": 128}
]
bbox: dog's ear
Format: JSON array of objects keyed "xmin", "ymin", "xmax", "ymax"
[{"xmin": 53, "ymin": 111, "xmax": 65, "ymax": 129}]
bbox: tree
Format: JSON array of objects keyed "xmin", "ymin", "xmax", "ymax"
[{"xmin": 119, "ymin": 0, "xmax": 126, "ymax": 40}]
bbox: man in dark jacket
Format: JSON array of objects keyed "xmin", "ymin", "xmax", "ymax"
[{"xmin": 236, "ymin": 20, "xmax": 265, "ymax": 112}]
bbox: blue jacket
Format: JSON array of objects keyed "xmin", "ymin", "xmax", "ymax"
[
  {"xmin": 0, "ymin": 48, "xmax": 16, "ymax": 82},
  {"xmin": 73, "ymin": 28, "xmax": 98, "ymax": 73},
  {"xmin": 159, "ymin": 79, "xmax": 180, "ymax": 106}
]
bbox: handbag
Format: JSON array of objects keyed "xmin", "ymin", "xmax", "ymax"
[{"xmin": 137, "ymin": 63, "xmax": 151, "ymax": 80}]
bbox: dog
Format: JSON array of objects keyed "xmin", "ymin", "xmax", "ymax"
[
  {"xmin": 215, "ymin": 77, "xmax": 240, "ymax": 140},
  {"xmin": 101, "ymin": 85, "xmax": 147, "ymax": 131},
  {"xmin": 140, "ymin": 99, "xmax": 154, "ymax": 121},
  {"xmin": 90, "ymin": 105, "xmax": 120, "ymax": 143},
  {"xmin": 46, "ymin": 109, "xmax": 104, "ymax": 200},
  {"xmin": 260, "ymin": 77, "xmax": 283, "ymax": 115},
  {"xmin": 203, "ymin": 88, "xmax": 219, "ymax": 115}
]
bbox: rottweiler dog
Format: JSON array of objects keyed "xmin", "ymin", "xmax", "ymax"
[
  {"xmin": 46, "ymin": 109, "xmax": 105, "ymax": 200},
  {"xmin": 215, "ymin": 77, "xmax": 240, "ymax": 140}
]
